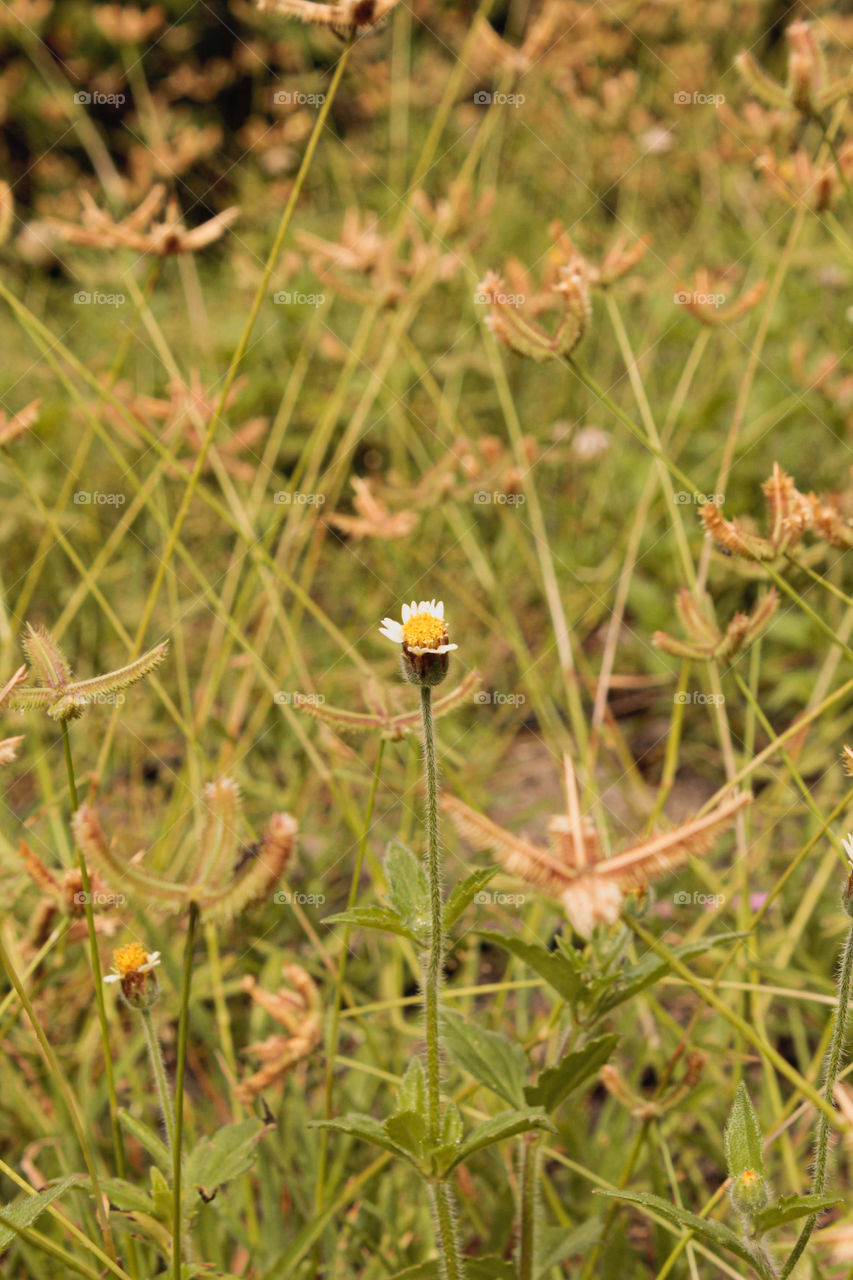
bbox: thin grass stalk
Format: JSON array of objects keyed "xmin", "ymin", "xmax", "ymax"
[
  {"xmin": 141, "ymin": 1007, "xmax": 176, "ymax": 1154},
  {"xmin": 172, "ymin": 900, "xmax": 200, "ymax": 1280}
]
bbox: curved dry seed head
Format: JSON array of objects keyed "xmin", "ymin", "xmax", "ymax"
[
  {"xmin": 701, "ymin": 464, "xmax": 810, "ymax": 562},
  {"xmin": 676, "ymin": 276, "xmax": 766, "ymax": 327},
  {"xmin": 479, "ymin": 258, "xmax": 591, "ymax": 362},
  {"xmin": 0, "ymin": 665, "xmax": 27, "ymax": 712},
  {"xmin": 444, "ymin": 779, "xmax": 750, "ymax": 937},
  {"xmin": 48, "ymin": 185, "xmax": 239, "ymax": 256},
  {"xmin": 237, "ymin": 962, "xmax": 322, "ymax": 1103},
  {"xmin": 654, "ymin": 588, "xmax": 778, "ymax": 661},
  {"xmin": 843, "ymin": 745, "xmax": 853, "ymax": 778},
  {"xmin": 293, "ymin": 670, "xmax": 481, "ymax": 739},
  {"xmin": 11, "ymin": 625, "xmax": 168, "ymax": 720},
  {"xmin": 737, "ymin": 20, "xmax": 853, "ymax": 116},
  {"xmin": 72, "ymin": 793, "xmax": 297, "ymax": 920},
  {"xmin": 809, "ymin": 494, "xmax": 853, "ymax": 549},
  {"xmin": 0, "ymin": 399, "xmax": 39, "ymax": 447}
]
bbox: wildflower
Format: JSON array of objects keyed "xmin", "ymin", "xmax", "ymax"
[
  {"xmin": 379, "ymin": 599, "xmax": 457, "ymax": 687},
  {"xmin": 105, "ymin": 942, "xmax": 161, "ymax": 1008}
]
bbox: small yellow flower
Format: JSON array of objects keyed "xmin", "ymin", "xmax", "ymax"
[
  {"xmin": 380, "ymin": 599, "xmax": 457, "ymax": 687},
  {"xmin": 105, "ymin": 942, "xmax": 161, "ymax": 1008}
]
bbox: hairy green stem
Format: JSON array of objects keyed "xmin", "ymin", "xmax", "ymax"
[
  {"xmin": 518, "ymin": 1133, "xmax": 541, "ymax": 1280},
  {"xmin": 420, "ymin": 684, "xmax": 466, "ymax": 1280},
  {"xmin": 781, "ymin": 921, "xmax": 853, "ymax": 1278},
  {"xmin": 141, "ymin": 1006, "xmax": 176, "ymax": 1154},
  {"xmin": 172, "ymin": 900, "xmax": 199, "ymax": 1280},
  {"xmin": 421, "ymin": 684, "xmax": 443, "ymax": 1140}
]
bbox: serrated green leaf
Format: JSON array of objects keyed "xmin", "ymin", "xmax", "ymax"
[
  {"xmin": 0, "ymin": 1177, "xmax": 81, "ymax": 1251},
  {"xmin": 442, "ymin": 1108, "xmax": 556, "ymax": 1175},
  {"xmin": 753, "ymin": 1194, "xmax": 841, "ymax": 1234},
  {"xmin": 591, "ymin": 933, "xmax": 745, "ymax": 1019},
  {"xmin": 724, "ymin": 1082, "xmax": 764, "ymax": 1178},
  {"xmin": 100, "ymin": 1177, "xmax": 156, "ymax": 1215},
  {"xmin": 441, "ymin": 1101, "xmax": 464, "ymax": 1146},
  {"xmin": 150, "ymin": 1166, "xmax": 172, "ymax": 1221},
  {"xmin": 185, "ymin": 1119, "xmax": 268, "ymax": 1200},
  {"xmin": 594, "ymin": 1190, "xmax": 755, "ymax": 1266},
  {"xmin": 310, "ymin": 1113, "xmax": 414, "ymax": 1163},
  {"xmin": 385, "ymin": 1110, "xmax": 427, "ymax": 1161},
  {"xmin": 443, "ymin": 867, "xmax": 499, "ymax": 931},
  {"xmin": 399, "ymin": 1057, "xmax": 427, "ymax": 1117},
  {"xmin": 385, "ymin": 839, "xmax": 429, "ymax": 933},
  {"xmin": 440, "ymin": 1009, "xmax": 526, "ymax": 1107},
  {"xmin": 477, "ymin": 930, "xmax": 583, "ymax": 1006},
  {"xmin": 524, "ymin": 1034, "xmax": 619, "ymax": 1111},
  {"xmin": 323, "ymin": 904, "xmax": 419, "ymax": 943},
  {"xmin": 119, "ymin": 1108, "xmax": 170, "ymax": 1170}
]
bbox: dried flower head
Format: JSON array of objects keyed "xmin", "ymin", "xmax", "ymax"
[
  {"xmin": 757, "ymin": 146, "xmax": 853, "ymax": 213},
  {"xmin": 255, "ymin": 0, "xmax": 400, "ymax": 36},
  {"xmin": 94, "ymin": 4, "xmax": 166, "ymax": 43},
  {"xmin": 48, "ymin": 185, "xmax": 238, "ymax": 256},
  {"xmin": 237, "ymin": 963, "xmax": 322, "ymax": 1102},
  {"xmin": 675, "ymin": 269, "xmax": 766, "ymax": 327},
  {"xmin": 654, "ymin": 588, "xmax": 778, "ymax": 662},
  {"xmin": 105, "ymin": 942, "xmax": 161, "ymax": 1008},
  {"xmin": 326, "ymin": 476, "xmax": 418, "ymax": 541},
  {"xmin": 842, "ymin": 745, "xmax": 853, "ymax": 778},
  {"xmin": 736, "ymin": 20, "xmax": 853, "ymax": 117},
  {"xmin": 444, "ymin": 755, "xmax": 751, "ymax": 936},
  {"xmin": 73, "ymin": 779, "xmax": 297, "ymax": 922},
  {"xmin": 10, "ymin": 624, "xmax": 168, "ymax": 721},
  {"xmin": 700, "ymin": 463, "xmax": 811, "ymax": 561},
  {"xmin": 478, "ymin": 257, "xmax": 591, "ymax": 362},
  {"xmin": 293, "ymin": 670, "xmax": 481, "ymax": 740},
  {"xmin": 380, "ymin": 599, "xmax": 457, "ymax": 687}
]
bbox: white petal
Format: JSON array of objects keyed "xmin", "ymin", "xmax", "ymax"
[
  {"xmin": 401, "ymin": 603, "xmax": 411, "ymax": 622},
  {"xmin": 435, "ymin": 601, "xmax": 444, "ymax": 619},
  {"xmin": 379, "ymin": 620, "xmax": 404, "ymax": 643},
  {"xmin": 104, "ymin": 973, "xmax": 121, "ymax": 983}
]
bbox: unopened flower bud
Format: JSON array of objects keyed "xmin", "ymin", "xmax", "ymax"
[{"xmin": 730, "ymin": 1168, "xmax": 768, "ymax": 1216}]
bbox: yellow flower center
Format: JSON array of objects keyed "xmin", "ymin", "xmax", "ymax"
[
  {"xmin": 401, "ymin": 613, "xmax": 447, "ymax": 650},
  {"xmin": 740, "ymin": 1170, "xmax": 757, "ymax": 1184},
  {"xmin": 112, "ymin": 942, "xmax": 148, "ymax": 977}
]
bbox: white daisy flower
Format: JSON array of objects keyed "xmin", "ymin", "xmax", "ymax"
[
  {"xmin": 104, "ymin": 942, "xmax": 161, "ymax": 984},
  {"xmin": 379, "ymin": 599, "xmax": 457, "ymax": 656}
]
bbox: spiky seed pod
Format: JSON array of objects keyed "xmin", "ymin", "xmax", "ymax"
[
  {"xmin": 700, "ymin": 503, "xmax": 777, "ymax": 561},
  {"xmin": 237, "ymin": 962, "xmax": 322, "ymax": 1102},
  {"xmin": 654, "ymin": 588, "xmax": 777, "ymax": 661},
  {"xmin": 443, "ymin": 766, "xmax": 751, "ymax": 936},
  {"xmin": 479, "ymin": 259, "xmax": 591, "ymax": 362},
  {"xmin": 72, "ymin": 789, "xmax": 297, "ymax": 921},
  {"xmin": 763, "ymin": 462, "xmax": 811, "ymax": 550},
  {"xmin": 736, "ymin": 20, "xmax": 853, "ymax": 117},
  {"xmin": 809, "ymin": 494, "xmax": 853, "ymax": 549},
  {"xmin": 10, "ymin": 624, "xmax": 168, "ymax": 720}
]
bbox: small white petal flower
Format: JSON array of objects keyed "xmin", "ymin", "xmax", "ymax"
[
  {"xmin": 378, "ymin": 598, "xmax": 458, "ymax": 656},
  {"xmin": 104, "ymin": 944, "xmax": 161, "ymax": 984}
]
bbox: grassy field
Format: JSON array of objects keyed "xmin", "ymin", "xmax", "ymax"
[{"xmin": 3, "ymin": 1, "xmax": 853, "ymax": 1277}]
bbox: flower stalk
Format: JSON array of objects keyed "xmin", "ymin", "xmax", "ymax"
[{"xmin": 172, "ymin": 900, "xmax": 200, "ymax": 1280}]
